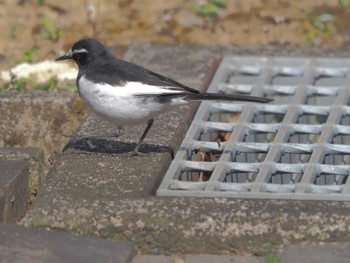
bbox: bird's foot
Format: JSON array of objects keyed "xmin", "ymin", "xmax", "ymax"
[
  {"xmin": 124, "ymin": 143, "xmax": 148, "ymax": 157},
  {"xmin": 127, "ymin": 150, "xmax": 146, "ymax": 157},
  {"xmin": 127, "ymin": 151, "xmax": 139, "ymax": 157}
]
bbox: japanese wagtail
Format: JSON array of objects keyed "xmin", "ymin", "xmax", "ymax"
[{"xmin": 56, "ymin": 38, "xmax": 272, "ymax": 156}]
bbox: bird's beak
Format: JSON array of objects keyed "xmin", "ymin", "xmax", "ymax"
[{"xmin": 55, "ymin": 54, "xmax": 71, "ymax": 61}]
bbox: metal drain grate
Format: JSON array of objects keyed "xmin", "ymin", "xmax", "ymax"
[{"xmin": 157, "ymin": 56, "xmax": 350, "ymax": 200}]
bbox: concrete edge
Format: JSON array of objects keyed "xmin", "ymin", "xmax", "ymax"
[{"xmin": 0, "ymin": 147, "xmax": 44, "ymax": 203}]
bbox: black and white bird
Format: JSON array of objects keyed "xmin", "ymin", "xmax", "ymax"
[{"xmin": 56, "ymin": 39, "xmax": 272, "ymax": 156}]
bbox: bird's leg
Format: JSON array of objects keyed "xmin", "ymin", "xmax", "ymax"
[{"xmin": 129, "ymin": 119, "xmax": 154, "ymax": 156}]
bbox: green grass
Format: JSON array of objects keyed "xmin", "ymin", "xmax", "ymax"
[
  {"xmin": 22, "ymin": 47, "xmax": 39, "ymax": 63},
  {"xmin": 263, "ymin": 251, "xmax": 283, "ymax": 263},
  {"xmin": 191, "ymin": 0, "xmax": 227, "ymax": 16},
  {"xmin": 40, "ymin": 16, "xmax": 61, "ymax": 41},
  {"xmin": 0, "ymin": 75, "xmax": 61, "ymax": 92},
  {"xmin": 250, "ymin": 251, "xmax": 283, "ymax": 263}
]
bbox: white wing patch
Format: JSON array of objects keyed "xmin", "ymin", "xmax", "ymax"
[
  {"xmin": 80, "ymin": 76, "xmax": 184, "ymax": 97},
  {"xmin": 122, "ymin": 81, "xmax": 185, "ymax": 96}
]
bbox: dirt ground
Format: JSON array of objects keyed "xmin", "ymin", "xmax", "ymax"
[{"xmin": 0, "ymin": 0, "xmax": 350, "ymax": 76}]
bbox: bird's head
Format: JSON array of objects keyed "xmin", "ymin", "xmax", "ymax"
[{"xmin": 55, "ymin": 38, "xmax": 111, "ymax": 68}]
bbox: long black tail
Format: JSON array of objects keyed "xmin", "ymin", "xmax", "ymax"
[{"xmin": 184, "ymin": 93, "xmax": 273, "ymax": 103}]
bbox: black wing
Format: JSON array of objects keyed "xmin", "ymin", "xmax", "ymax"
[{"xmin": 90, "ymin": 58, "xmax": 200, "ymax": 95}]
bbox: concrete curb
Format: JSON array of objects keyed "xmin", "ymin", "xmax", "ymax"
[{"xmin": 21, "ymin": 44, "xmax": 350, "ymax": 256}]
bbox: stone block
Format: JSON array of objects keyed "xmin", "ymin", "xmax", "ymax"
[
  {"xmin": 0, "ymin": 160, "xmax": 29, "ymax": 223},
  {"xmin": 0, "ymin": 147, "xmax": 43, "ymax": 202}
]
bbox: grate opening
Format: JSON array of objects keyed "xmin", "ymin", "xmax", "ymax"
[
  {"xmin": 228, "ymin": 73, "xmax": 261, "ymax": 85},
  {"xmin": 340, "ymin": 114, "xmax": 350, "ymax": 125},
  {"xmin": 232, "ymin": 151, "xmax": 267, "ymax": 163},
  {"xmin": 158, "ymin": 56, "xmax": 350, "ymax": 200},
  {"xmin": 305, "ymin": 94, "xmax": 337, "ymax": 105},
  {"xmin": 178, "ymin": 170, "xmax": 211, "ymax": 182},
  {"xmin": 209, "ymin": 111, "xmax": 240, "ymax": 123},
  {"xmin": 271, "ymin": 94, "xmax": 295, "ymax": 105},
  {"xmin": 313, "ymin": 76, "xmax": 346, "ymax": 87},
  {"xmin": 271, "ymin": 75, "xmax": 304, "ymax": 86},
  {"xmin": 224, "ymin": 171, "xmax": 257, "ymax": 184},
  {"xmin": 198, "ymin": 131, "xmax": 231, "ymax": 143},
  {"xmin": 252, "ymin": 111, "xmax": 285, "ymax": 123},
  {"xmin": 279, "ymin": 152, "xmax": 312, "ymax": 164},
  {"xmin": 297, "ymin": 113, "xmax": 328, "ymax": 125},
  {"xmin": 288, "ymin": 131, "xmax": 320, "ymax": 144},
  {"xmin": 268, "ymin": 172, "xmax": 302, "ymax": 185},
  {"xmin": 323, "ymin": 153, "xmax": 350, "ymax": 165},
  {"xmin": 243, "ymin": 130, "xmax": 277, "ymax": 143},
  {"xmin": 190, "ymin": 150, "xmax": 221, "ymax": 163},
  {"xmin": 313, "ymin": 173, "xmax": 347, "ymax": 185},
  {"xmin": 332, "ymin": 134, "xmax": 350, "ymax": 145}
]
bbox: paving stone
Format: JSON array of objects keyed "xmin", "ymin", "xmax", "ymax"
[
  {"xmin": 0, "ymin": 223, "xmax": 134, "ymax": 263},
  {"xmin": 0, "ymin": 160, "xmax": 29, "ymax": 223}
]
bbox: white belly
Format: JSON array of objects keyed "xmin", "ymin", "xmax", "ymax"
[{"xmin": 78, "ymin": 76, "xmax": 187, "ymax": 125}]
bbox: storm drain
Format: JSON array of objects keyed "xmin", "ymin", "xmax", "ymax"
[{"xmin": 157, "ymin": 56, "xmax": 350, "ymax": 201}]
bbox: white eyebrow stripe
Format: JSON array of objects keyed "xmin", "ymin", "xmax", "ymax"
[
  {"xmin": 73, "ymin": 48, "xmax": 88, "ymax": 54},
  {"xmin": 67, "ymin": 48, "xmax": 88, "ymax": 56}
]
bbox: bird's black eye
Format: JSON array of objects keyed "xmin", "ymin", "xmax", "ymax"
[
  {"xmin": 72, "ymin": 52, "xmax": 88, "ymax": 65},
  {"xmin": 73, "ymin": 53, "xmax": 81, "ymax": 60}
]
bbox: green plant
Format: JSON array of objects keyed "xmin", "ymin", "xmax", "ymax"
[
  {"xmin": 0, "ymin": 75, "xmax": 59, "ymax": 92},
  {"xmin": 307, "ymin": 12, "xmax": 335, "ymax": 32},
  {"xmin": 1, "ymin": 77, "xmax": 28, "ymax": 92},
  {"xmin": 38, "ymin": 76, "xmax": 58, "ymax": 91},
  {"xmin": 249, "ymin": 251, "xmax": 283, "ymax": 263},
  {"xmin": 339, "ymin": 0, "xmax": 349, "ymax": 7},
  {"xmin": 191, "ymin": 0, "xmax": 227, "ymax": 16},
  {"xmin": 304, "ymin": 12, "xmax": 336, "ymax": 43},
  {"xmin": 40, "ymin": 16, "xmax": 61, "ymax": 41},
  {"xmin": 22, "ymin": 47, "xmax": 39, "ymax": 63},
  {"xmin": 263, "ymin": 251, "xmax": 283, "ymax": 263},
  {"xmin": 304, "ymin": 0, "xmax": 350, "ymax": 44},
  {"xmin": 67, "ymin": 83, "xmax": 77, "ymax": 92}
]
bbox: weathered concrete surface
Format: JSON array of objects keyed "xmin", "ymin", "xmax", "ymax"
[
  {"xmin": 132, "ymin": 244, "xmax": 350, "ymax": 263},
  {"xmin": 0, "ymin": 147, "xmax": 43, "ymax": 202},
  {"xmin": 0, "ymin": 91, "xmax": 87, "ymax": 171},
  {"xmin": 0, "ymin": 223, "xmax": 134, "ymax": 263},
  {"xmin": 21, "ymin": 44, "xmax": 350, "ymax": 255},
  {"xmin": 281, "ymin": 243, "xmax": 350, "ymax": 263},
  {"xmin": 0, "ymin": 160, "xmax": 29, "ymax": 223},
  {"xmin": 131, "ymin": 254, "xmax": 261, "ymax": 263},
  {"xmin": 21, "ymin": 184, "xmax": 350, "ymax": 254}
]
